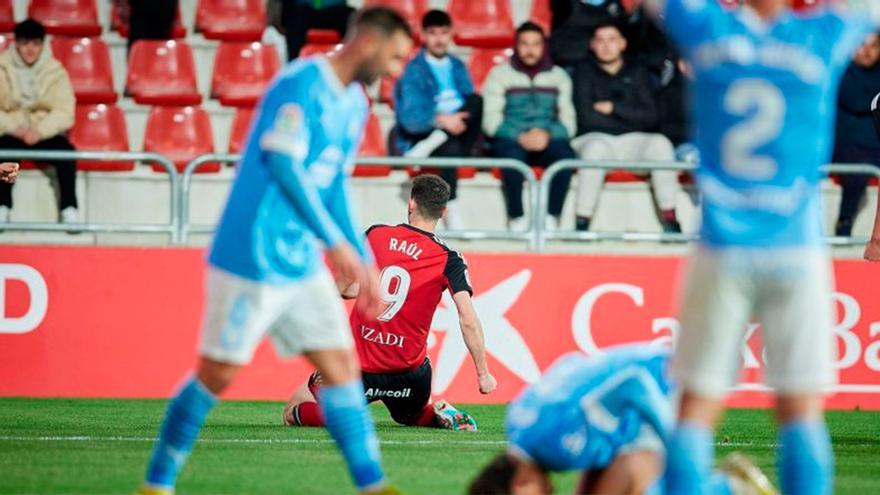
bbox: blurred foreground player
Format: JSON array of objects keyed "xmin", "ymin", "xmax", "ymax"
[
  {"xmin": 865, "ymin": 91, "xmax": 880, "ymax": 261},
  {"xmin": 640, "ymin": 0, "xmax": 880, "ymax": 493},
  {"xmin": 283, "ymin": 174, "xmax": 497, "ymax": 431},
  {"xmin": 468, "ymin": 345, "xmax": 777, "ymax": 495},
  {"xmin": 136, "ymin": 8, "xmax": 413, "ymax": 495}
]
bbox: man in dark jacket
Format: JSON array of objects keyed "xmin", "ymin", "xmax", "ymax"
[
  {"xmin": 833, "ymin": 32, "xmax": 880, "ymax": 237},
  {"xmin": 571, "ymin": 21, "xmax": 681, "ymax": 232},
  {"xmin": 393, "ymin": 10, "xmax": 482, "ymax": 230}
]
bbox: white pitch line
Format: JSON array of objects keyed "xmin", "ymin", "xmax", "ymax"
[{"xmin": 0, "ymin": 435, "xmax": 786, "ymax": 449}]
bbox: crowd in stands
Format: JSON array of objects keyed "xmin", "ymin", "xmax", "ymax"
[{"xmin": 1, "ymin": 0, "xmax": 879, "ymax": 237}]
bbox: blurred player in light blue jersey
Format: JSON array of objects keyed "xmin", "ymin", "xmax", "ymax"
[
  {"xmin": 638, "ymin": 0, "xmax": 880, "ymax": 494},
  {"xmin": 136, "ymin": 8, "xmax": 413, "ymax": 495},
  {"xmin": 468, "ymin": 345, "xmax": 777, "ymax": 495}
]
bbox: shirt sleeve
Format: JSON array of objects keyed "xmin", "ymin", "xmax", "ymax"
[
  {"xmin": 259, "ymin": 79, "xmax": 345, "ymax": 249},
  {"xmin": 645, "ymin": 0, "xmax": 727, "ymax": 53},
  {"xmin": 444, "ymin": 249, "xmax": 473, "ymax": 296}
]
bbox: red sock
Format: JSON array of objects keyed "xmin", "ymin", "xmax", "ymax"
[
  {"xmin": 414, "ymin": 403, "xmax": 437, "ymax": 427},
  {"xmin": 292, "ymin": 401, "xmax": 325, "ymax": 427}
]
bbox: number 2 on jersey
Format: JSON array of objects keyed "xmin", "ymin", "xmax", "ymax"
[
  {"xmin": 721, "ymin": 79, "xmax": 786, "ymax": 181},
  {"xmin": 377, "ymin": 265, "xmax": 411, "ymax": 322}
]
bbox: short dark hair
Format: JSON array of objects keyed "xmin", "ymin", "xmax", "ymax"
[
  {"xmin": 421, "ymin": 10, "xmax": 452, "ymax": 30},
  {"xmin": 352, "ymin": 6, "xmax": 413, "ymax": 39},
  {"xmin": 591, "ymin": 19, "xmax": 623, "ymax": 38},
  {"xmin": 13, "ymin": 19, "xmax": 46, "ymax": 41},
  {"xmin": 515, "ymin": 21, "xmax": 545, "ymax": 40},
  {"xmin": 410, "ymin": 174, "xmax": 450, "ymax": 220},
  {"xmin": 468, "ymin": 453, "xmax": 519, "ymax": 495}
]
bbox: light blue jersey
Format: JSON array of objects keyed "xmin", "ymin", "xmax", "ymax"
[
  {"xmin": 209, "ymin": 56, "xmax": 372, "ymax": 283},
  {"xmin": 506, "ymin": 345, "xmax": 674, "ymax": 472},
  {"xmin": 657, "ymin": 0, "xmax": 879, "ymax": 247}
]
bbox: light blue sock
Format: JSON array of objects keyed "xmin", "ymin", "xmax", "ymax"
[
  {"xmin": 318, "ymin": 380, "xmax": 385, "ymax": 491},
  {"xmin": 664, "ymin": 421, "xmax": 714, "ymax": 495},
  {"xmin": 709, "ymin": 472, "xmax": 734, "ymax": 495},
  {"xmin": 145, "ymin": 377, "xmax": 218, "ymax": 488},
  {"xmin": 778, "ymin": 420, "xmax": 834, "ymax": 495}
]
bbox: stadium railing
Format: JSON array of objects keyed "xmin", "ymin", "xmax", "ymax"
[
  {"xmin": 0, "ymin": 150, "xmax": 181, "ymax": 243},
  {"xmin": 179, "ymin": 154, "xmax": 540, "ymax": 248},
  {"xmin": 536, "ymin": 159, "xmax": 880, "ymax": 250}
]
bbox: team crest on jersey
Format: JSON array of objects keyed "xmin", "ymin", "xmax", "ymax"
[{"xmin": 275, "ymin": 103, "xmax": 303, "ymax": 133}]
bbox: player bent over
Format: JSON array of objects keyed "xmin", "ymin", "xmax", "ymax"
[
  {"xmin": 283, "ymin": 174, "xmax": 497, "ymax": 431},
  {"xmin": 136, "ymin": 8, "xmax": 414, "ymax": 495},
  {"xmin": 468, "ymin": 345, "xmax": 777, "ymax": 495}
]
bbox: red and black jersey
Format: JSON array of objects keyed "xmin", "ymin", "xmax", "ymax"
[{"xmin": 352, "ymin": 224, "xmax": 472, "ymax": 374}]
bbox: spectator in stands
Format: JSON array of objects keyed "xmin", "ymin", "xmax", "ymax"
[
  {"xmin": 571, "ymin": 21, "xmax": 680, "ymax": 233},
  {"xmin": 126, "ymin": 0, "xmax": 179, "ymax": 52},
  {"xmin": 833, "ymin": 32, "xmax": 880, "ymax": 237},
  {"xmin": 392, "ymin": 10, "xmax": 482, "ymax": 231},
  {"xmin": 0, "ymin": 19, "xmax": 78, "ymax": 225},
  {"xmin": 549, "ymin": 0, "xmax": 626, "ymax": 72},
  {"xmin": 279, "ymin": 0, "xmax": 354, "ymax": 61},
  {"xmin": 483, "ymin": 22, "xmax": 576, "ymax": 232}
]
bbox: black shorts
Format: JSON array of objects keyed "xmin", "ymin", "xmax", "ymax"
[{"xmin": 309, "ymin": 359, "xmax": 432, "ymax": 426}]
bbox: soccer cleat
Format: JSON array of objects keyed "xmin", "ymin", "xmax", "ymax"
[
  {"xmin": 433, "ymin": 400, "xmax": 477, "ymax": 431},
  {"xmin": 720, "ymin": 453, "xmax": 779, "ymax": 495},
  {"xmin": 134, "ymin": 485, "xmax": 173, "ymax": 495},
  {"xmin": 360, "ymin": 484, "xmax": 404, "ymax": 495}
]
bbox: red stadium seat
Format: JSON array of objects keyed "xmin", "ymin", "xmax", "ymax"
[
  {"xmin": 298, "ymin": 42, "xmax": 342, "ymax": 58},
  {"xmin": 112, "ymin": 2, "xmax": 186, "ymax": 38},
  {"xmin": 449, "ymin": 0, "xmax": 514, "ymax": 48},
  {"xmin": 212, "ymin": 41, "xmax": 281, "ymax": 107},
  {"xmin": 0, "ymin": 0, "xmax": 13, "ymax": 32},
  {"xmin": 229, "ymin": 106, "xmax": 254, "ymax": 154},
  {"xmin": 355, "ymin": 113, "xmax": 391, "ymax": 177},
  {"xmin": 69, "ymin": 104, "xmax": 132, "ymax": 171},
  {"xmin": 195, "ymin": 0, "xmax": 266, "ymax": 41},
  {"xmin": 306, "ymin": 29, "xmax": 341, "ymax": 45},
  {"xmin": 28, "ymin": 0, "xmax": 101, "ymax": 36},
  {"xmin": 529, "ymin": 0, "xmax": 551, "ymax": 34},
  {"xmin": 362, "ymin": 0, "xmax": 427, "ymax": 38},
  {"xmin": 51, "ymin": 37, "xmax": 116, "ymax": 104},
  {"xmin": 126, "ymin": 40, "xmax": 201, "ymax": 106},
  {"xmin": 143, "ymin": 106, "xmax": 216, "ymax": 173},
  {"xmin": 468, "ymin": 48, "xmax": 512, "ymax": 92},
  {"xmin": 0, "ymin": 33, "xmax": 12, "ymax": 52}
]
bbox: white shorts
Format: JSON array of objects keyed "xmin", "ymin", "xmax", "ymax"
[
  {"xmin": 198, "ymin": 267, "xmax": 353, "ymax": 365},
  {"xmin": 672, "ymin": 246, "xmax": 838, "ymax": 397}
]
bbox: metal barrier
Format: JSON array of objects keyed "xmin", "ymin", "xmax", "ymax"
[
  {"xmin": 537, "ymin": 159, "xmax": 880, "ymax": 250},
  {"xmin": 179, "ymin": 155, "xmax": 539, "ymax": 248},
  {"xmin": 0, "ymin": 150, "xmax": 181, "ymax": 243}
]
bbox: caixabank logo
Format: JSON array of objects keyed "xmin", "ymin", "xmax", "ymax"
[{"xmin": 0, "ymin": 264, "xmax": 48, "ymax": 335}]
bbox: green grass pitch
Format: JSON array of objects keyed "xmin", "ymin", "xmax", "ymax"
[{"xmin": 1, "ymin": 398, "xmax": 878, "ymax": 494}]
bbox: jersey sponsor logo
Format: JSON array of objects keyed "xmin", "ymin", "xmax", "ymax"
[
  {"xmin": 0, "ymin": 264, "xmax": 48, "ymax": 335},
  {"xmin": 388, "ymin": 237, "xmax": 423, "ymax": 260},
  {"xmin": 360, "ymin": 325, "xmax": 406, "ymax": 348},
  {"xmin": 364, "ymin": 387, "xmax": 412, "ymax": 399}
]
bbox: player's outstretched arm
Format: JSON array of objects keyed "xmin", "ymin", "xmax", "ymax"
[
  {"xmin": 0, "ymin": 162, "xmax": 19, "ymax": 184},
  {"xmin": 452, "ymin": 291, "xmax": 497, "ymax": 395}
]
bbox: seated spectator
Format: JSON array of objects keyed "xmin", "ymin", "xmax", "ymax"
[
  {"xmin": 571, "ymin": 21, "xmax": 680, "ymax": 233},
  {"xmin": 483, "ymin": 22, "xmax": 576, "ymax": 232},
  {"xmin": 833, "ymin": 32, "xmax": 880, "ymax": 237},
  {"xmin": 0, "ymin": 19, "xmax": 78, "ymax": 225},
  {"xmin": 549, "ymin": 0, "xmax": 626, "ymax": 72},
  {"xmin": 392, "ymin": 10, "xmax": 482, "ymax": 231},
  {"xmin": 280, "ymin": 0, "xmax": 354, "ymax": 61}
]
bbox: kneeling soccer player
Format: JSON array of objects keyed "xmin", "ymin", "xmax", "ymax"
[
  {"xmin": 468, "ymin": 345, "xmax": 777, "ymax": 495},
  {"xmin": 283, "ymin": 174, "xmax": 497, "ymax": 431}
]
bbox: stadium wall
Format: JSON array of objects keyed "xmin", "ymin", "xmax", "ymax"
[{"xmin": 2, "ymin": 245, "xmax": 880, "ymax": 410}]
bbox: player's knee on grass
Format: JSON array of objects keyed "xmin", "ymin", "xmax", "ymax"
[{"xmin": 468, "ymin": 453, "xmax": 552, "ymax": 495}]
